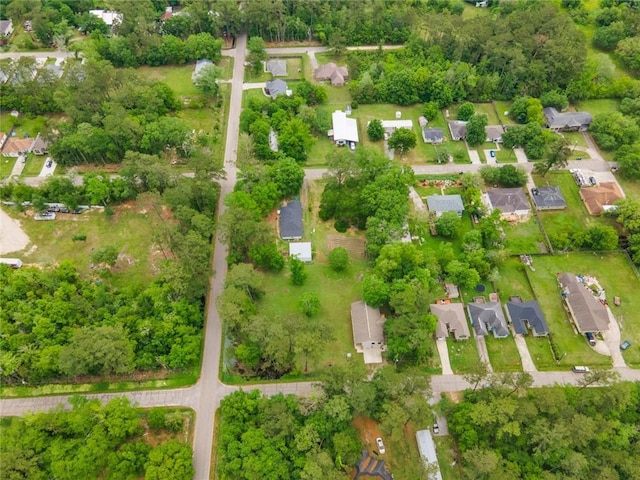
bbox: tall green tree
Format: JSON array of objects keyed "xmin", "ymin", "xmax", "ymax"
[{"xmin": 465, "ymin": 114, "xmax": 488, "ymax": 146}]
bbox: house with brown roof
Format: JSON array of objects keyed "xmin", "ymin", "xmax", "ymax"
[
  {"xmin": 558, "ymin": 273, "xmax": 609, "ymax": 333},
  {"xmin": 2, "ymin": 136, "xmax": 33, "ymax": 157},
  {"xmin": 314, "ymin": 63, "xmax": 348, "ymax": 86},
  {"xmin": 431, "ymin": 303, "xmax": 470, "ymax": 340},
  {"xmin": 351, "ymin": 301, "xmax": 385, "ymax": 364},
  {"xmin": 579, "ymin": 183, "xmax": 623, "ymax": 215}
]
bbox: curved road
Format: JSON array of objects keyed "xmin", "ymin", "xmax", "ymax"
[{"xmin": 1, "ymin": 40, "xmax": 638, "ymax": 480}]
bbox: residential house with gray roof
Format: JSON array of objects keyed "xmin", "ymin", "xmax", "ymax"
[
  {"xmin": 531, "ymin": 186, "xmax": 567, "ymax": 210},
  {"xmin": 264, "ymin": 79, "xmax": 288, "ymax": 99},
  {"xmin": 265, "ymin": 59, "xmax": 287, "ymax": 77},
  {"xmin": 505, "ymin": 299, "xmax": 550, "ymax": 336},
  {"xmin": 431, "ymin": 303, "xmax": 470, "ymax": 340},
  {"xmin": 467, "ymin": 301, "xmax": 509, "ymax": 338},
  {"xmin": 422, "ymin": 127, "xmax": 444, "ymax": 144},
  {"xmin": 543, "ymin": 107, "xmax": 592, "ymax": 132},
  {"xmin": 279, "ymin": 200, "xmax": 303, "ymax": 240},
  {"xmin": 426, "ymin": 194, "xmax": 464, "ymax": 217},
  {"xmin": 558, "ymin": 273, "xmax": 609, "ymax": 333}
]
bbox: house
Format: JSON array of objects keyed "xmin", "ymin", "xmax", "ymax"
[
  {"xmin": 265, "ymin": 59, "xmax": 287, "ymax": 77},
  {"xmin": 31, "ymin": 133, "xmax": 49, "ymax": 155},
  {"xmin": 264, "ymin": 79, "xmax": 288, "ymax": 99},
  {"xmin": 448, "ymin": 120, "xmax": 467, "ymax": 141},
  {"xmin": 416, "ymin": 430, "xmax": 443, "ymax": 480},
  {"xmin": 289, "ymin": 242, "xmax": 312, "ymax": 263},
  {"xmin": 467, "ymin": 301, "xmax": 510, "ymax": 338},
  {"xmin": 426, "ymin": 194, "xmax": 464, "ymax": 217},
  {"xmin": 381, "ymin": 119, "xmax": 413, "ymax": 134},
  {"xmin": 354, "ymin": 451, "xmax": 392, "ymax": 480},
  {"xmin": 0, "ymin": 19, "xmax": 13, "ymax": 37},
  {"xmin": 431, "ymin": 303, "xmax": 470, "ymax": 340},
  {"xmin": 543, "ymin": 107, "xmax": 592, "ymax": 132},
  {"xmin": 351, "ymin": 301, "xmax": 385, "ymax": 364},
  {"xmin": 161, "ymin": 6, "xmax": 173, "ymax": 21},
  {"xmin": 329, "ymin": 110, "xmax": 359, "ymax": 146},
  {"xmin": 579, "ymin": 182, "xmax": 623, "ymax": 215},
  {"xmin": 1, "ymin": 137, "xmax": 33, "ymax": 157},
  {"xmin": 485, "ymin": 125, "xmax": 504, "ymax": 143},
  {"xmin": 485, "ymin": 188, "xmax": 530, "ymax": 218},
  {"xmin": 313, "ymin": 62, "xmax": 349, "ymax": 86},
  {"xmin": 192, "ymin": 59, "xmax": 213, "ymax": 81},
  {"xmin": 558, "ymin": 273, "xmax": 609, "ymax": 333},
  {"xmin": 279, "ymin": 201, "xmax": 303, "ymax": 240},
  {"xmin": 505, "ymin": 299, "xmax": 550, "ymax": 337},
  {"xmin": 89, "ymin": 9, "xmax": 123, "ymax": 27},
  {"xmin": 422, "ymin": 127, "xmax": 444, "ymax": 144},
  {"xmin": 531, "ymin": 186, "xmax": 567, "ymax": 210}
]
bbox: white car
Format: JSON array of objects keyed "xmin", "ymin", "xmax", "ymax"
[
  {"xmin": 433, "ymin": 423, "xmax": 440, "ymax": 434},
  {"xmin": 376, "ymin": 437, "xmax": 386, "ymax": 455}
]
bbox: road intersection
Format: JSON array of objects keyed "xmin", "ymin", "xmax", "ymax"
[{"xmin": 1, "ymin": 37, "xmax": 638, "ymax": 480}]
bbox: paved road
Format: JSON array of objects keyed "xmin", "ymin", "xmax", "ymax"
[{"xmin": 0, "ymin": 50, "xmax": 72, "ymax": 60}]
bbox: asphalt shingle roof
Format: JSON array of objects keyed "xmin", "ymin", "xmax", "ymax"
[{"xmin": 279, "ymin": 201, "xmax": 302, "ymax": 239}]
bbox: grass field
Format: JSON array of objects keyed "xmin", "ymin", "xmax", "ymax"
[
  {"xmin": 418, "ymin": 212, "xmax": 475, "ymax": 257},
  {"xmin": 2, "ymin": 194, "xmax": 165, "ymax": 290},
  {"xmin": 20, "ymin": 153, "xmax": 45, "ymax": 176},
  {"xmin": 0, "ymin": 113, "xmax": 47, "ymax": 138},
  {"xmin": 527, "ymin": 253, "xmax": 640, "ymax": 368},
  {"xmin": 485, "ymin": 335, "xmax": 522, "ymax": 372},
  {"xmin": 503, "ymin": 217, "xmax": 547, "ymax": 255},
  {"xmin": 447, "ymin": 337, "xmax": 480, "ymax": 374},
  {"xmin": 616, "ymin": 176, "xmax": 640, "ymax": 201},
  {"xmin": 136, "ymin": 65, "xmax": 202, "ymax": 97},
  {"xmin": 574, "ymin": 99, "xmax": 621, "ymax": 118},
  {"xmin": 0, "ymin": 156, "xmax": 17, "ymax": 179},
  {"xmin": 493, "ymin": 101, "xmax": 513, "ymax": 124},
  {"xmin": 259, "ymin": 262, "xmax": 367, "ymax": 374},
  {"xmin": 533, "ymin": 171, "xmax": 619, "ymax": 242}
]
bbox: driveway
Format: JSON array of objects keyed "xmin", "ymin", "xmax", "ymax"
[
  {"xmin": 513, "ymin": 335, "xmax": 537, "ymax": 372},
  {"xmin": 408, "ymin": 186, "xmax": 427, "ymax": 212},
  {"xmin": 6, "ymin": 154, "xmax": 26, "ymax": 178},
  {"xmin": 467, "ymin": 148, "xmax": 482, "ymax": 165},
  {"xmin": 603, "ymin": 308, "xmax": 626, "ymax": 368},
  {"xmin": 242, "ymin": 82, "xmax": 267, "ymax": 90},
  {"xmin": 475, "ymin": 336, "xmax": 493, "ymax": 372},
  {"xmin": 436, "ymin": 339, "xmax": 453, "ymax": 375},
  {"xmin": 514, "ymin": 148, "xmax": 529, "ymax": 164},
  {"xmin": 38, "ymin": 157, "xmax": 56, "ymax": 177}
]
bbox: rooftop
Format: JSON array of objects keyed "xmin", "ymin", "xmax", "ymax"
[
  {"xmin": 351, "ymin": 301, "xmax": 385, "ymax": 346},
  {"xmin": 431, "ymin": 303, "xmax": 470, "ymax": 340},
  {"xmin": 331, "ymin": 110, "xmax": 359, "ymax": 143},
  {"xmin": 558, "ymin": 273, "xmax": 609, "ymax": 333},
  {"xmin": 467, "ymin": 301, "xmax": 509, "ymax": 338},
  {"xmin": 422, "ymin": 127, "xmax": 444, "ymax": 142},
  {"xmin": 543, "ymin": 107, "xmax": 592, "ymax": 129},
  {"xmin": 279, "ymin": 201, "xmax": 303, "ymax": 240},
  {"xmin": 265, "ymin": 59, "xmax": 287, "ymax": 77},
  {"xmin": 506, "ymin": 300, "xmax": 550, "ymax": 336},
  {"xmin": 531, "ymin": 186, "xmax": 567, "ymax": 209},
  {"xmin": 579, "ymin": 182, "xmax": 623, "ymax": 215},
  {"xmin": 426, "ymin": 194, "xmax": 464, "ymax": 214},
  {"xmin": 265, "ymin": 79, "xmax": 288, "ymax": 99},
  {"xmin": 487, "ymin": 188, "xmax": 530, "ymax": 214}
]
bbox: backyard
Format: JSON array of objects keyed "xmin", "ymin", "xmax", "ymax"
[
  {"xmin": 502, "ymin": 217, "xmax": 548, "ymax": 255},
  {"xmin": 1, "ymin": 194, "xmax": 167, "ymax": 290},
  {"xmin": 527, "ymin": 253, "xmax": 640, "ymax": 368}
]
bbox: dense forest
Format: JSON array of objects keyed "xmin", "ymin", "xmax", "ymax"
[
  {"xmin": 445, "ymin": 381, "xmax": 640, "ymax": 479},
  {"xmin": 217, "ymin": 364, "xmax": 432, "ymax": 480},
  {"xmin": 0, "ymin": 396, "xmax": 194, "ymax": 480}
]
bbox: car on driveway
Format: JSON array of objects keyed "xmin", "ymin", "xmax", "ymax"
[
  {"xmin": 376, "ymin": 437, "xmax": 385, "ymax": 455},
  {"xmin": 620, "ymin": 340, "xmax": 632, "ymax": 351},
  {"xmin": 572, "ymin": 365, "xmax": 590, "ymax": 373},
  {"xmin": 45, "ymin": 158, "xmax": 52, "ymax": 168},
  {"xmin": 433, "ymin": 423, "xmax": 439, "ymax": 434}
]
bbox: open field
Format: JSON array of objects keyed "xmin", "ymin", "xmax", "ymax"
[
  {"xmin": 503, "ymin": 217, "xmax": 547, "ymax": 255},
  {"xmin": 493, "ymin": 101, "xmax": 513, "ymax": 124},
  {"xmin": 447, "ymin": 102, "xmax": 500, "ymax": 125},
  {"xmin": 259, "ymin": 261, "xmax": 367, "ymax": 374},
  {"xmin": 0, "ymin": 113, "xmax": 47, "ymax": 138},
  {"xmin": 136, "ymin": 65, "xmax": 203, "ymax": 97},
  {"xmin": 533, "ymin": 171, "xmax": 619, "ymax": 242},
  {"xmin": 527, "ymin": 253, "xmax": 640, "ymax": 368},
  {"xmin": 447, "ymin": 336, "xmax": 480, "ymax": 374},
  {"xmin": 417, "ymin": 212, "xmax": 475, "ymax": 258},
  {"xmin": 20, "ymin": 153, "xmax": 45, "ymax": 176},
  {"xmin": 1, "ymin": 195, "xmax": 165, "ymax": 290},
  {"xmin": 617, "ymin": 176, "xmax": 640, "ymax": 201},
  {"xmin": 574, "ymin": 99, "xmax": 621, "ymax": 118}
]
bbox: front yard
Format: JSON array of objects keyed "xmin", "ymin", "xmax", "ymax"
[
  {"xmin": 527, "ymin": 253, "xmax": 640, "ymax": 368},
  {"xmin": 446, "ymin": 337, "xmax": 480, "ymax": 374}
]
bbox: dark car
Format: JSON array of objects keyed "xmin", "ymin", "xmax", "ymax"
[
  {"xmin": 45, "ymin": 159, "xmax": 53, "ymax": 168},
  {"xmin": 586, "ymin": 332, "xmax": 596, "ymax": 346},
  {"xmin": 589, "ymin": 176, "xmax": 597, "ymax": 186},
  {"xmin": 620, "ymin": 340, "xmax": 632, "ymax": 351}
]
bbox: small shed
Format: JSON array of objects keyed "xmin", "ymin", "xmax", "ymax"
[{"xmin": 289, "ymin": 242, "xmax": 312, "ymax": 263}]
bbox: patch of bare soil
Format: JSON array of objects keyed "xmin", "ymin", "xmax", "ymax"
[
  {"xmin": 353, "ymin": 416, "xmax": 384, "ymax": 450},
  {"xmin": 444, "ymin": 391, "xmax": 464, "ymax": 403},
  {"xmin": 0, "ymin": 207, "xmax": 30, "ymax": 254}
]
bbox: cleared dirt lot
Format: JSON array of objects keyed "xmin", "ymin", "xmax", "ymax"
[{"xmin": 0, "ymin": 207, "xmax": 30, "ymax": 254}]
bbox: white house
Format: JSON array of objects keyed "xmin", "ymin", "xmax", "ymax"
[
  {"xmin": 329, "ymin": 110, "xmax": 359, "ymax": 146},
  {"xmin": 89, "ymin": 10, "xmax": 123, "ymax": 27}
]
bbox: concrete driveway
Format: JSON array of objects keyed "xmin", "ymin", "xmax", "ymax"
[
  {"xmin": 436, "ymin": 339, "xmax": 453, "ymax": 375},
  {"xmin": 475, "ymin": 336, "xmax": 493, "ymax": 372},
  {"xmin": 603, "ymin": 308, "xmax": 627, "ymax": 368},
  {"xmin": 38, "ymin": 157, "xmax": 56, "ymax": 177},
  {"xmin": 514, "ymin": 335, "xmax": 537, "ymax": 372}
]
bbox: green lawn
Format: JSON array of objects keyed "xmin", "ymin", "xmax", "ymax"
[
  {"xmin": 446, "ymin": 337, "xmax": 480, "ymax": 374},
  {"xmin": 493, "ymin": 101, "xmax": 513, "ymax": 124},
  {"xmin": 533, "ymin": 171, "xmax": 619, "ymax": 243},
  {"xmin": 417, "ymin": 212, "xmax": 475, "ymax": 257},
  {"xmin": 136, "ymin": 65, "xmax": 202, "ymax": 97},
  {"xmin": 485, "ymin": 335, "xmax": 522, "ymax": 372},
  {"xmin": 503, "ymin": 217, "xmax": 547, "ymax": 255},
  {"xmin": 306, "ymin": 135, "xmax": 336, "ymax": 167},
  {"xmin": 493, "ymin": 147, "xmax": 517, "ymax": 163},
  {"xmin": 259, "ymin": 262, "xmax": 368, "ymax": 374},
  {"xmin": 527, "ymin": 253, "xmax": 640, "ymax": 368},
  {"xmin": 20, "ymin": 153, "xmax": 44, "ymax": 176},
  {"xmin": 560, "ymin": 131, "xmax": 588, "ymax": 149},
  {"xmin": 474, "ymin": 103, "xmax": 500, "ymax": 125},
  {"xmin": 573, "ymin": 99, "xmax": 621, "ymax": 118},
  {"xmin": 217, "ymin": 57, "xmax": 234, "ymax": 80},
  {"xmin": 0, "ymin": 156, "xmax": 17, "ymax": 179},
  {"xmin": 244, "ymin": 66, "xmax": 271, "ymax": 83},
  {"xmin": 494, "ymin": 257, "xmax": 535, "ymax": 300},
  {"xmin": 524, "ymin": 335, "xmax": 557, "ymax": 371},
  {"xmin": 616, "ymin": 176, "xmax": 640, "ymax": 201},
  {"xmin": 435, "ymin": 435, "xmax": 463, "ymax": 480},
  {"xmin": 1, "ymin": 195, "xmax": 165, "ymax": 290}
]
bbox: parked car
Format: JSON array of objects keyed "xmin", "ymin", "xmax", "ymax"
[
  {"xmin": 349, "ymin": 141, "xmax": 356, "ymax": 152},
  {"xmin": 490, "ymin": 150, "xmax": 495, "ymax": 158},
  {"xmin": 585, "ymin": 332, "xmax": 596, "ymax": 346},
  {"xmin": 376, "ymin": 437, "xmax": 386, "ymax": 455},
  {"xmin": 433, "ymin": 423, "xmax": 439, "ymax": 434},
  {"xmin": 589, "ymin": 176, "xmax": 597, "ymax": 186},
  {"xmin": 45, "ymin": 159, "xmax": 52, "ymax": 168},
  {"xmin": 572, "ymin": 365, "xmax": 590, "ymax": 373},
  {"xmin": 620, "ymin": 340, "xmax": 632, "ymax": 351}
]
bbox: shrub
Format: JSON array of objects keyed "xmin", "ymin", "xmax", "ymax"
[
  {"xmin": 328, "ymin": 247, "xmax": 349, "ymax": 272},
  {"xmin": 72, "ymin": 234, "xmax": 87, "ymax": 242},
  {"xmin": 147, "ymin": 408, "xmax": 166, "ymax": 430}
]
